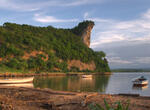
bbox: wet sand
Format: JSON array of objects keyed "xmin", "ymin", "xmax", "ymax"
[{"xmin": 0, "ymin": 87, "xmax": 150, "ymax": 110}]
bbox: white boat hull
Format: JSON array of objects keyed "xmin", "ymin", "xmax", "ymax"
[
  {"xmin": 133, "ymin": 80, "xmax": 148, "ymax": 86},
  {"xmin": 0, "ymin": 83, "xmax": 34, "ymax": 87},
  {"xmin": 82, "ymin": 75, "xmax": 92, "ymax": 78},
  {"xmin": 0, "ymin": 77, "xmax": 34, "ymax": 84},
  {"xmin": 132, "ymin": 85, "xmax": 148, "ymax": 90}
]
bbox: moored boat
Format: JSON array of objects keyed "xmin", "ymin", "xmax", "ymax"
[
  {"xmin": 132, "ymin": 76, "xmax": 148, "ymax": 86},
  {"xmin": 132, "ymin": 85, "xmax": 148, "ymax": 90},
  {"xmin": 0, "ymin": 77, "xmax": 34, "ymax": 84},
  {"xmin": 82, "ymin": 75, "xmax": 92, "ymax": 78},
  {"xmin": 0, "ymin": 83, "xmax": 34, "ymax": 87}
]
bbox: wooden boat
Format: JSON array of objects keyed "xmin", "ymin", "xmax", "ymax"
[
  {"xmin": 0, "ymin": 83, "xmax": 34, "ymax": 87},
  {"xmin": 0, "ymin": 77, "xmax": 34, "ymax": 84},
  {"xmin": 132, "ymin": 76, "xmax": 148, "ymax": 86},
  {"xmin": 82, "ymin": 75, "xmax": 92, "ymax": 78}
]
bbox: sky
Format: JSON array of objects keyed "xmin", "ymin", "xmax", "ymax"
[{"xmin": 0, "ymin": 0, "xmax": 150, "ymax": 69}]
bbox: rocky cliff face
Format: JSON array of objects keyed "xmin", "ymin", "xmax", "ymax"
[
  {"xmin": 67, "ymin": 60, "xmax": 96, "ymax": 71},
  {"xmin": 71, "ymin": 21, "xmax": 94, "ymax": 47},
  {"xmin": 81, "ymin": 23, "xmax": 94, "ymax": 47}
]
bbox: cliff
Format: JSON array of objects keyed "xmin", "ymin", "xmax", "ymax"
[
  {"xmin": 81, "ymin": 23, "xmax": 94, "ymax": 47},
  {"xmin": 72, "ymin": 21, "xmax": 94, "ymax": 47},
  {"xmin": 0, "ymin": 21, "xmax": 110, "ymax": 73}
]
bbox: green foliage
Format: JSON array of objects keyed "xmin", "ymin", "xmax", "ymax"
[
  {"xmin": 94, "ymin": 52, "xmax": 110, "ymax": 72},
  {"xmin": 0, "ymin": 104, "xmax": 2, "ymax": 110},
  {"xmin": 5, "ymin": 58, "xmax": 27, "ymax": 70},
  {"xmin": 0, "ymin": 43, "xmax": 24, "ymax": 57},
  {"xmin": 71, "ymin": 20, "xmax": 94, "ymax": 36},
  {"xmin": 88, "ymin": 99, "xmax": 130, "ymax": 110},
  {"xmin": 70, "ymin": 66, "xmax": 80, "ymax": 72},
  {"xmin": 0, "ymin": 21, "xmax": 110, "ymax": 72},
  {"xmin": 95, "ymin": 51, "xmax": 106, "ymax": 58},
  {"xmin": 27, "ymin": 56, "xmax": 47, "ymax": 71}
]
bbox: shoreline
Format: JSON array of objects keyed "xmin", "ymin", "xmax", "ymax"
[
  {"xmin": 0, "ymin": 72, "xmax": 112, "ymax": 77},
  {"xmin": 0, "ymin": 86, "xmax": 150, "ymax": 110}
]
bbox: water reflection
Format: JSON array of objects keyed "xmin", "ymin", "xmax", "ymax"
[
  {"xmin": 33, "ymin": 75, "xmax": 110, "ymax": 92},
  {"xmin": 132, "ymin": 85, "xmax": 148, "ymax": 90},
  {"xmin": 0, "ymin": 73, "xmax": 148, "ymax": 96},
  {"xmin": 95, "ymin": 75, "xmax": 111, "ymax": 93},
  {"xmin": 106, "ymin": 72, "xmax": 150, "ymax": 96},
  {"xmin": 33, "ymin": 76, "xmax": 69, "ymax": 90}
]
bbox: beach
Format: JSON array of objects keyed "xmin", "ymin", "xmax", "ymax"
[{"xmin": 0, "ymin": 86, "xmax": 150, "ymax": 110}]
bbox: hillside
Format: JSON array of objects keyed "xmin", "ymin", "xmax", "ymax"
[{"xmin": 0, "ymin": 21, "xmax": 110, "ymax": 73}]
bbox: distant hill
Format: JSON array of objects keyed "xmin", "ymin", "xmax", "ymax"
[
  {"xmin": 111, "ymin": 68, "xmax": 150, "ymax": 72},
  {"xmin": 0, "ymin": 21, "xmax": 110, "ymax": 73}
]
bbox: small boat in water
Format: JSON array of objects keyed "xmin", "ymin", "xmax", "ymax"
[
  {"xmin": 132, "ymin": 85, "xmax": 148, "ymax": 90},
  {"xmin": 132, "ymin": 76, "xmax": 148, "ymax": 86},
  {"xmin": 82, "ymin": 75, "xmax": 92, "ymax": 78},
  {"xmin": 0, "ymin": 77, "xmax": 34, "ymax": 84}
]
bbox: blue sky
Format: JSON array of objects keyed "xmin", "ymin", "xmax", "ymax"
[{"xmin": 0, "ymin": 0, "xmax": 150, "ymax": 69}]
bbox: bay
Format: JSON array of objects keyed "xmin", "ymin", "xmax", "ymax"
[{"xmin": 33, "ymin": 72, "xmax": 150, "ymax": 96}]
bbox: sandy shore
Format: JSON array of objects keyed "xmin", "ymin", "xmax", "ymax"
[{"xmin": 0, "ymin": 87, "xmax": 149, "ymax": 110}]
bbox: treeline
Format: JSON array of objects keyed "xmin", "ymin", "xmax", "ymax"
[
  {"xmin": 111, "ymin": 68, "xmax": 150, "ymax": 72},
  {"xmin": 0, "ymin": 21, "xmax": 110, "ymax": 73}
]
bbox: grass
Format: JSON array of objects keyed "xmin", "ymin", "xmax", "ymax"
[{"xmin": 88, "ymin": 99, "xmax": 130, "ymax": 110}]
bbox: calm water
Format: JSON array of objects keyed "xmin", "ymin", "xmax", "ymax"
[{"xmin": 33, "ymin": 72, "xmax": 150, "ymax": 96}]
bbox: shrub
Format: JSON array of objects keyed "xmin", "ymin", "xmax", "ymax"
[{"xmin": 88, "ymin": 99, "xmax": 130, "ymax": 110}]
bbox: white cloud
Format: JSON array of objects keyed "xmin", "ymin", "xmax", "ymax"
[
  {"xmin": 0, "ymin": 0, "xmax": 103, "ymax": 12},
  {"xmin": 0, "ymin": 0, "xmax": 39, "ymax": 12},
  {"xmin": 88, "ymin": 9, "xmax": 150, "ymax": 68},
  {"xmin": 84, "ymin": 12, "xmax": 89, "ymax": 19},
  {"xmin": 108, "ymin": 57, "xmax": 132, "ymax": 64},
  {"xmin": 90, "ymin": 9, "xmax": 150, "ymax": 49},
  {"xmin": 135, "ymin": 57, "xmax": 150, "ymax": 64},
  {"xmin": 142, "ymin": 9, "xmax": 150, "ymax": 19},
  {"xmin": 34, "ymin": 14, "xmax": 78, "ymax": 23},
  {"xmin": 64, "ymin": 0, "xmax": 102, "ymax": 6},
  {"xmin": 91, "ymin": 33, "xmax": 125, "ymax": 48}
]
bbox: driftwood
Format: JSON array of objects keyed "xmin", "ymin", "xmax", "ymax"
[{"xmin": 118, "ymin": 93, "xmax": 140, "ymax": 97}]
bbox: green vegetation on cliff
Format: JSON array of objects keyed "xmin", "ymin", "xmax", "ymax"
[
  {"xmin": 0, "ymin": 21, "xmax": 110, "ymax": 73},
  {"xmin": 71, "ymin": 20, "xmax": 94, "ymax": 36}
]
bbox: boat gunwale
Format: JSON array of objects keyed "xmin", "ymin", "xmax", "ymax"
[{"xmin": 0, "ymin": 77, "xmax": 34, "ymax": 84}]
